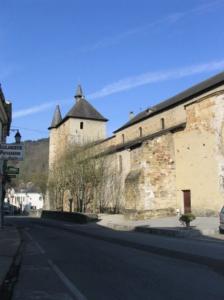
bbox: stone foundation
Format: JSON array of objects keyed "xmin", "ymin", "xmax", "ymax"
[{"xmin": 124, "ymin": 207, "xmax": 177, "ymax": 220}]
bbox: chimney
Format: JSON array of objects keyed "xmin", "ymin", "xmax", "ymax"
[{"xmin": 129, "ymin": 111, "xmax": 134, "ymax": 120}]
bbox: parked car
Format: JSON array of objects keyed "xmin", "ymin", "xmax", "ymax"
[{"xmin": 219, "ymin": 206, "xmax": 224, "ymax": 234}]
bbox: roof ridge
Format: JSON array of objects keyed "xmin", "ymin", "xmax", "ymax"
[{"xmin": 114, "ymin": 71, "xmax": 224, "ymax": 133}]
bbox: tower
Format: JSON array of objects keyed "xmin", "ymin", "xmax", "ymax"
[
  {"xmin": 48, "ymin": 85, "xmax": 108, "ymax": 166},
  {"xmin": 62, "ymin": 85, "xmax": 108, "ymax": 145},
  {"xmin": 47, "ymin": 85, "xmax": 108, "ymax": 210},
  {"xmin": 48, "ymin": 105, "xmax": 62, "ymax": 169}
]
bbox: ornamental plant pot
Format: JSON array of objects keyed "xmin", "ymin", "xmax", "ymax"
[{"xmin": 179, "ymin": 213, "xmax": 196, "ymax": 229}]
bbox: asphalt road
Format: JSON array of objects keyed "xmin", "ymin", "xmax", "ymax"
[{"xmin": 6, "ymin": 217, "xmax": 224, "ymax": 300}]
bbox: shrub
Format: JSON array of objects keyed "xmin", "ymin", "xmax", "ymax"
[{"xmin": 179, "ymin": 213, "xmax": 196, "ymax": 227}]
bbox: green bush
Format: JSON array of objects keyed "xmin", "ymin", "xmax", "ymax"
[{"xmin": 179, "ymin": 213, "xmax": 196, "ymax": 227}]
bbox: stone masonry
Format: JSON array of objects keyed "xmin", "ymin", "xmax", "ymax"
[{"xmin": 48, "ymin": 73, "xmax": 224, "ymax": 219}]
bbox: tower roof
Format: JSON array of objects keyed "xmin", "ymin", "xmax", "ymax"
[
  {"xmin": 75, "ymin": 84, "xmax": 83, "ymax": 98},
  {"xmin": 48, "ymin": 105, "xmax": 62, "ymax": 129},
  {"xmin": 48, "ymin": 86, "xmax": 108, "ymax": 129},
  {"xmin": 65, "ymin": 97, "xmax": 108, "ymax": 122}
]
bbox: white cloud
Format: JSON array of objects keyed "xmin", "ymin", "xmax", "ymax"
[
  {"xmin": 88, "ymin": 60, "xmax": 224, "ymax": 99},
  {"xmin": 13, "ymin": 98, "xmax": 71, "ymax": 119},
  {"xmin": 13, "ymin": 102, "xmax": 55, "ymax": 118},
  {"xmin": 12, "ymin": 59, "xmax": 224, "ymax": 118}
]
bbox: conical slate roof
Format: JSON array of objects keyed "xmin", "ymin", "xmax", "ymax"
[
  {"xmin": 48, "ymin": 105, "xmax": 62, "ymax": 129},
  {"xmin": 75, "ymin": 84, "xmax": 83, "ymax": 98},
  {"xmin": 66, "ymin": 98, "xmax": 108, "ymax": 122}
]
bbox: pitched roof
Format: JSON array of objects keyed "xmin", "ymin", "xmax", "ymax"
[
  {"xmin": 114, "ymin": 71, "xmax": 224, "ymax": 133},
  {"xmin": 48, "ymin": 105, "xmax": 62, "ymax": 129},
  {"xmin": 103, "ymin": 123, "xmax": 186, "ymax": 156},
  {"xmin": 62, "ymin": 97, "xmax": 108, "ymax": 123}
]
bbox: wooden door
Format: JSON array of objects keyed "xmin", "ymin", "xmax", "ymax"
[{"xmin": 183, "ymin": 190, "xmax": 191, "ymax": 213}]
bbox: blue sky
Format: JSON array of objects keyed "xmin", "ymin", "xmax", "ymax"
[{"xmin": 1, "ymin": 0, "xmax": 224, "ymax": 141}]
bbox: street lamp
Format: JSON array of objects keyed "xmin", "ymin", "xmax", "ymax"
[{"xmin": 14, "ymin": 130, "xmax": 21, "ymax": 144}]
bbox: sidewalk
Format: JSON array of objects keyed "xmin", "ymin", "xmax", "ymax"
[
  {"xmin": 97, "ymin": 214, "xmax": 221, "ymax": 238},
  {"xmin": 0, "ymin": 226, "xmax": 21, "ymax": 290}
]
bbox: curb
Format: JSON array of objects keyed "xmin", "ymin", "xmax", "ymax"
[
  {"xmin": 135, "ymin": 226, "xmax": 202, "ymax": 237},
  {"xmin": 134, "ymin": 226, "xmax": 219, "ymax": 238},
  {"xmin": 100, "ymin": 223, "xmax": 219, "ymax": 238},
  {"xmin": 101, "ymin": 223, "xmax": 135, "ymax": 231}
]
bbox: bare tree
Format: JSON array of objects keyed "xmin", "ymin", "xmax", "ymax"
[
  {"xmin": 48, "ymin": 143, "xmax": 123, "ymax": 214},
  {"xmin": 63, "ymin": 145, "xmax": 106, "ymax": 213},
  {"xmin": 48, "ymin": 162, "xmax": 67, "ymax": 211}
]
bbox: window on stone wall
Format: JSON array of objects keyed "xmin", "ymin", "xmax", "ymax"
[
  {"xmin": 139, "ymin": 127, "xmax": 143, "ymax": 137},
  {"xmin": 161, "ymin": 118, "xmax": 165, "ymax": 129},
  {"xmin": 80, "ymin": 122, "xmax": 84, "ymax": 129},
  {"xmin": 122, "ymin": 134, "xmax": 125, "ymax": 143},
  {"xmin": 119, "ymin": 155, "xmax": 122, "ymax": 173}
]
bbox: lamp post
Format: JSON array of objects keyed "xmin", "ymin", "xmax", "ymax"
[
  {"xmin": 0, "ymin": 130, "xmax": 22, "ymax": 229},
  {"xmin": 14, "ymin": 130, "xmax": 21, "ymax": 144}
]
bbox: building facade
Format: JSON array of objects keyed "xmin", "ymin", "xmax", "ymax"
[
  {"xmin": 48, "ymin": 72, "xmax": 224, "ymax": 219},
  {"xmin": 0, "ymin": 85, "xmax": 12, "ymax": 224},
  {"xmin": 5, "ymin": 188, "xmax": 43, "ymax": 213}
]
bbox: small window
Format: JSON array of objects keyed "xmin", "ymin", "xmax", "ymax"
[
  {"xmin": 80, "ymin": 122, "xmax": 84, "ymax": 129},
  {"xmin": 139, "ymin": 127, "xmax": 143, "ymax": 137},
  {"xmin": 119, "ymin": 155, "xmax": 122, "ymax": 173},
  {"xmin": 161, "ymin": 118, "xmax": 165, "ymax": 129},
  {"xmin": 122, "ymin": 134, "xmax": 125, "ymax": 143}
]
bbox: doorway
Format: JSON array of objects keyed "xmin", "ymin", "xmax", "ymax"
[{"xmin": 183, "ymin": 190, "xmax": 191, "ymax": 213}]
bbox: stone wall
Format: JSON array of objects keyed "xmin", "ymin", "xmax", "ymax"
[
  {"xmin": 48, "ymin": 82, "xmax": 224, "ymax": 218},
  {"xmin": 124, "ymin": 133, "xmax": 177, "ymax": 219},
  {"xmin": 116, "ymin": 104, "xmax": 186, "ymax": 144},
  {"xmin": 174, "ymin": 90, "xmax": 224, "ymax": 216}
]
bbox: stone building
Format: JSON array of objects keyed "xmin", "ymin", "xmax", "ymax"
[
  {"xmin": 48, "ymin": 72, "xmax": 224, "ymax": 218},
  {"xmin": 48, "ymin": 85, "xmax": 108, "ymax": 169}
]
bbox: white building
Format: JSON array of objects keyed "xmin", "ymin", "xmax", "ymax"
[{"xmin": 6, "ymin": 188, "xmax": 43, "ymax": 212}]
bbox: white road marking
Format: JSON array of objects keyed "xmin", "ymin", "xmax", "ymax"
[
  {"xmin": 24, "ymin": 230, "xmax": 46, "ymax": 254},
  {"xmin": 48, "ymin": 259, "xmax": 87, "ymax": 300},
  {"xmin": 24, "ymin": 229, "xmax": 87, "ymax": 300}
]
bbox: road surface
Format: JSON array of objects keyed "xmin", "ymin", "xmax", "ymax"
[{"xmin": 6, "ymin": 217, "xmax": 224, "ymax": 300}]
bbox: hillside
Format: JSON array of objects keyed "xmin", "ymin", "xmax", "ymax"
[{"xmin": 10, "ymin": 138, "xmax": 49, "ymax": 192}]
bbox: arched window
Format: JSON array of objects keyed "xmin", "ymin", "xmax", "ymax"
[{"xmin": 80, "ymin": 122, "xmax": 84, "ymax": 129}]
